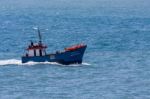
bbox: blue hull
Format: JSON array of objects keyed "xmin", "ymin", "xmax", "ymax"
[{"xmin": 22, "ymin": 45, "xmax": 87, "ymax": 65}]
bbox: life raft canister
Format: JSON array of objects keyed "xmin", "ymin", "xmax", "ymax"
[{"xmin": 65, "ymin": 44, "xmax": 84, "ymax": 51}]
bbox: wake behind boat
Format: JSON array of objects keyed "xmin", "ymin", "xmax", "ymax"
[{"xmin": 21, "ymin": 28, "xmax": 87, "ymax": 65}]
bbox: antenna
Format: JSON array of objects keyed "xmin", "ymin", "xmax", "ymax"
[
  {"xmin": 33, "ymin": 27, "xmax": 43, "ymax": 43},
  {"xmin": 37, "ymin": 27, "xmax": 42, "ymax": 43}
]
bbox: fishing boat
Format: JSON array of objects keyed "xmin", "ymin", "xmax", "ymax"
[{"xmin": 21, "ymin": 28, "xmax": 87, "ymax": 65}]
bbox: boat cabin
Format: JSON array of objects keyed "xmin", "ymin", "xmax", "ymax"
[{"xmin": 26, "ymin": 41, "xmax": 47, "ymax": 57}]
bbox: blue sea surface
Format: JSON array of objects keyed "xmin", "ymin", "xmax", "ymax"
[{"xmin": 0, "ymin": 0, "xmax": 150, "ymax": 99}]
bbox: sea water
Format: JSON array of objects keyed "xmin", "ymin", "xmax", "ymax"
[{"xmin": 0, "ymin": 0, "xmax": 150, "ymax": 99}]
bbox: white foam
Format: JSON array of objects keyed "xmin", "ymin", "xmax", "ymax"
[
  {"xmin": 0, "ymin": 59, "xmax": 59, "ymax": 66},
  {"xmin": 22, "ymin": 61, "xmax": 59, "ymax": 66},
  {"xmin": 82, "ymin": 62, "xmax": 91, "ymax": 66},
  {"xmin": 23, "ymin": 62, "xmax": 91, "ymax": 66},
  {"xmin": 0, "ymin": 59, "xmax": 22, "ymax": 66},
  {"xmin": 0, "ymin": 59, "xmax": 91, "ymax": 66}
]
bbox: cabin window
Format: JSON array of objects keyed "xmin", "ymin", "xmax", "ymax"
[
  {"xmin": 50, "ymin": 55, "xmax": 55, "ymax": 59},
  {"xmin": 28, "ymin": 50, "xmax": 34, "ymax": 56},
  {"xmin": 36, "ymin": 49, "xmax": 40, "ymax": 56},
  {"xmin": 42, "ymin": 50, "xmax": 46, "ymax": 56}
]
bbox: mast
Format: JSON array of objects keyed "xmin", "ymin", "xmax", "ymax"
[{"xmin": 37, "ymin": 27, "xmax": 42, "ymax": 43}]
